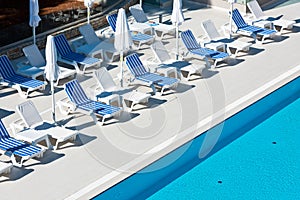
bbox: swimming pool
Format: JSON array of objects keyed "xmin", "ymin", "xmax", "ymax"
[{"xmin": 93, "ymin": 77, "xmax": 300, "ymax": 199}]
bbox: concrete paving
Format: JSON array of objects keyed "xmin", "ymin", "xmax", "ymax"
[{"xmin": 0, "ymin": 1, "xmax": 299, "ymax": 199}]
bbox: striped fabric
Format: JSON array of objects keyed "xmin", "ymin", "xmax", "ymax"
[
  {"xmin": 64, "ymin": 80, "xmax": 121, "ymax": 116},
  {"xmin": 0, "ymin": 55, "xmax": 45, "ymax": 89},
  {"xmin": 125, "ymin": 53, "xmax": 178, "ymax": 87},
  {"xmin": 106, "ymin": 13, "xmax": 153, "ymax": 42},
  {"xmin": 181, "ymin": 30, "xmax": 229, "ymax": 59},
  {"xmin": 54, "ymin": 34, "xmax": 100, "ymax": 65},
  {"xmin": 0, "ymin": 119, "xmax": 42, "ymax": 158},
  {"xmin": 232, "ymin": 9, "xmax": 276, "ymax": 35}
]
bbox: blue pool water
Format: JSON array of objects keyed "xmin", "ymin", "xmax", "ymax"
[
  {"xmin": 94, "ymin": 77, "xmax": 300, "ymax": 200},
  {"xmin": 149, "ymin": 97, "xmax": 300, "ymax": 199}
]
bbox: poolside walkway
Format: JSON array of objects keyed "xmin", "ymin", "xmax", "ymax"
[{"xmin": 0, "ymin": 1, "xmax": 299, "ymax": 199}]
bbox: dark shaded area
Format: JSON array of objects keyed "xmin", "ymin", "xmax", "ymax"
[{"xmin": 0, "ymin": 0, "xmax": 115, "ymax": 47}]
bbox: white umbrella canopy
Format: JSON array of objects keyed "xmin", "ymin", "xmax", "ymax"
[
  {"xmin": 84, "ymin": 0, "xmax": 95, "ymax": 24},
  {"xmin": 29, "ymin": 0, "xmax": 41, "ymax": 44},
  {"xmin": 114, "ymin": 8, "xmax": 133, "ymax": 87},
  {"xmin": 171, "ymin": 0, "xmax": 184, "ymax": 60},
  {"xmin": 228, "ymin": 0, "xmax": 236, "ymax": 38},
  {"xmin": 45, "ymin": 35, "xmax": 60, "ymax": 122}
]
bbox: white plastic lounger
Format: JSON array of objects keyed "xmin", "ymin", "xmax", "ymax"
[
  {"xmin": 181, "ymin": 30, "xmax": 230, "ymax": 69},
  {"xmin": 247, "ymin": 0, "xmax": 295, "ymax": 34},
  {"xmin": 126, "ymin": 53, "xmax": 179, "ymax": 95},
  {"xmin": 150, "ymin": 41, "xmax": 206, "ymax": 80},
  {"xmin": 22, "ymin": 44, "xmax": 76, "ymax": 86},
  {"xmin": 16, "ymin": 101, "xmax": 78, "ymax": 150},
  {"xmin": 54, "ymin": 34, "xmax": 102, "ymax": 74},
  {"xmin": 78, "ymin": 24, "xmax": 120, "ymax": 62},
  {"xmin": 0, "ymin": 119, "xmax": 45, "ymax": 167},
  {"xmin": 0, "ymin": 55, "xmax": 46, "ymax": 98},
  {"xmin": 90, "ymin": 68, "xmax": 121, "ymax": 106},
  {"xmin": 201, "ymin": 20, "xmax": 252, "ymax": 57},
  {"xmin": 231, "ymin": 8, "xmax": 277, "ymax": 44},
  {"xmin": 63, "ymin": 79, "xmax": 123, "ymax": 126},
  {"xmin": 129, "ymin": 4, "xmax": 175, "ymax": 39},
  {"xmin": 0, "ymin": 161, "xmax": 12, "ymax": 175}
]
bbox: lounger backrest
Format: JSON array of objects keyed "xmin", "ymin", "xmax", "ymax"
[
  {"xmin": 232, "ymin": 9, "xmax": 248, "ymax": 28},
  {"xmin": 106, "ymin": 13, "xmax": 118, "ymax": 32},
  {"xmin": 150, "ymin": 41, "xmax": 172, "ymax": 63},
  {"xmin": 94, "ymin": 68, "xmax": 116, "ymax": 91},
  {"xmin": 54, "ymin": 34, "xmax": 73, "ymax": 56},
  {"xmin": 202, "ymin": 20, "xmax": 221, "ymax": 40},
  {"xmin": 0, "ymin": 55, "xmax": 17, "ymax": 79},
  {"xmin": 0, "ymin": 119, "xmax": 10, "ymax": 139},
  {"xmin": 129, "ymin": 4, "xmax": 148, "ymax": 23},
  {"xmin": 247, "ymin": 0, "xmax": 264, "ymax": 19},
  {"xmin": 23, "ymin": 44, "xmax": 46, "ymax": 68},
  {"xmin": 64, "ymin": 79, "xmax": 90, "ymax": 105},
  {"xmin": 79, "ymin": 24, "xmax": 100, "ymax": 45},
  {"xmin": 125, "ymin": 53, "xmax": 148, "ymax": 77},
  {"xmin": 180, "ymin": 30, "xmax": 202, "ymax": 50},
  {"xmin": 16, "ymin": 101, "xmax": 44, "ymax": 128}
]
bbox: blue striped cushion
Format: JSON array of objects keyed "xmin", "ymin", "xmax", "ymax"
[
  {"xmin": 181, "ymin": 30, "xmax": 229, "ymax": 59},
  {"xmin": 0, "ymin": 119, "xmax": 42, "ymax": 157},
  {"xmin": 54, "ymin": 34, "xmax": 99, "ymax": 65},
  {"xmin": 125, "ymin": 53, "xmax": 148, "ymax": 77},
  {"xmin": 65, "ymin": 80, "xmax": 121, "ymax": 116},
  {"xmin": 257, "ymin": 29, "xmax": 276, "ymax": 36},
  {"xmin": 131, "ymin": 32, "xmax": 153, "ymax": 41},
  {"xmin": 53, "ymin": 34, "xmax": 73, "ymax": 56},
  {"xmin": 62, "ymin": 52, "xmax": 99, "ymax": 65},
  {"xmin": 232, "ymin": 9, "xmax": 248, "ymax": 29},
  {"xmin": 0, "ymin": 55, "xmax": 45, "ymax": 89},
  {"xmin": 106, "ymin": 13, "xmax": 118, "ymax": 32},
  {"xmin": 125, "ymin": 53, "xmax": 178, "ymax": 87},
  {"xmin": 137, "ymin": 73, "xmax": 178, "ymax": 87}
]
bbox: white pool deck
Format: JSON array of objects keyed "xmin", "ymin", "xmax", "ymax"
[{"xmin": 0, "ymin": 1, "xmax": 300, "ymax": 199}]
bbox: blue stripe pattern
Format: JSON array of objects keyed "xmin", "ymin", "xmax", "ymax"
[
  {"xmin": 0, "ymin": 119, "xmax": 42, "ymax": 157},
  {"xmin": 181, "ymin": 30, "xmax": 229, "ymax": 59},
  {"xmin": 125, "ymin": 53, "xmax": 178, "ymax": 87},
  {"xmin": 64, "ymin": 80, "xmax": 121, "ymax": 116},
  {"xmin": 54, "ymin": 34, "xmax": 100, "ymax": 65},
  {"xmin": 232, "ymin": 9, "xmax": 276, "ymax": 35},
  {"xmin": 0, "ymin": 55, "xmax": 45, "ymax": 89},
  {"xmin": 106, "ymin": 13, "xmax": 153, "ymax": 42}
]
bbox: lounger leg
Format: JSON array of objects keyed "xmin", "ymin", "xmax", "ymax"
[
  {"xmin": 150, "ymin": 84, "xmax": 157, "ymax": 95},
  {"xmin": 90, "ymin": 112, "xmax": 99, "ymax": 125}
]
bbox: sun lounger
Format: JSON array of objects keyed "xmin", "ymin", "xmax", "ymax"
[
  {"xmin": 231, "ymin": 8, "xmax": 277, "ymax": 43},
  {"xmin": 106, "ymin": 13, "xmax": 155, "ymax": 50},
  {"xmin": 54, "ymin": 34, "xmax": 102, "ymax": 74},
  {"xmin": 126, "ymin": 53, "xmax": 179, "ymax": 95},
  {"xmin": 78, "ymin": 24, "xmax": 119, "ymax": 62},
  {"xmin": 63, "ymin": 79, "xmax": 122, "ymax": 126},
  {"xmin": 247, "ymin": 0, "xmax": 295, "ymax": 34},
  {"xmin": 0, "ymin": 119, "xmax": 45, "ymax": 167},
  {"xmin": 180, "ymin": 30, "xmax": 230, "ymax": 69},
  {"xmin": 201, "ymin": 20, "xmax": 252, "ymax": 57},
  {"xmin": 0, "ymin": 55, "xmax": 46, "ymax": 98},
  {"xmin": 129, "ymin": 4, "xmax": 175, "ymax": 39},
  {"xmin": 150, "ymin": 41, "xmax": 206, "ymax": 80},
  {"xmin": 16, "ymin": 100, "xmax": 78, "ymax": 150},
  {"xmin": 22, "ymin": 44, "xmax": 76, "ymax": 86},
  {"xmin": 89, "ymin": 68, "xmax": 121, "ymax": 106}
]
